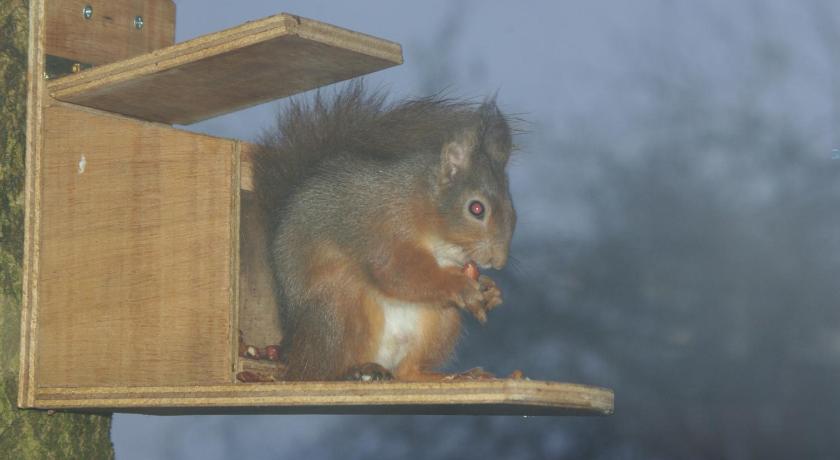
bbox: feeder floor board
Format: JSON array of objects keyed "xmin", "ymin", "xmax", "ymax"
[
  {"xmin": 34, "ymin": 380, "xmax": 614, "ymax": 416},
  {"xmin": 46, "ymin": 13, "xmax": 403, "ymax": 124}
]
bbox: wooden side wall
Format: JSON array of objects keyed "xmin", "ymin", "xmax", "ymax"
[{"xmin": 32, "ymin": 103, "xmax": 238, "ymax": 387}]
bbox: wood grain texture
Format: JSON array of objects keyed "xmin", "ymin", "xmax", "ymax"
[
  {"xmin": 238, "ymin": 189, "xmax": 283, "ymax": 347},
  {"xmin": 46, "ymin": 13, "xmax": 403, "ymax": 124},
  {"xmin": 19, "ymin": 0, "xmax": 48, "ymax": 409},
  {"xmin": 35, "ymin": 103, "xmax": 236, "ymax": 387},
  {"xmin": 238, "ymin": 142, "xmax": 280, "ymax": 349},
  {"xmin": 239, "ymin": 141, "xmax": 256, "ymax": 192},
  {"xmin": 32, "ymin": 380, "xmax": 614, "ymax": 416},
  {"xmin": 229, "ymin": 141, "xmax": 242, "ymax": 383},
  {"xmin": 236, "ymin": 358, "xmax": 287, "ymax": 382},
  {"xmin": 46, "ymin": 0, "xmax": 175, "ymax": 65},
  {"xmin": 9, "ymin": 1, "xmax": 114, "ymax": 456}
]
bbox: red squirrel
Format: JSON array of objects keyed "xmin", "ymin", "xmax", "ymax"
[{"xmin": 254, "ymin": 84, "xmax": 515, "ymax": 381}]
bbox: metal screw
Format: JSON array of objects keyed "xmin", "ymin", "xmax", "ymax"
[
  {"xmin": 134, "ymin": 16, "xmax": 144, "ymax": 30},
  {"xmin": 82, "ymin": 5, "xmax": 93, "ymax": 19}
]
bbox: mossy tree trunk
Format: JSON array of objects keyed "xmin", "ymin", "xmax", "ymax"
[{"xmin": 0, "ymin": 1, "xmax": 114, "ymax": 457}]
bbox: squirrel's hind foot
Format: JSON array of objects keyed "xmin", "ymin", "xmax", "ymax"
[{"xmin": 343, "ymin": 362, "xmax": 394, "ymax": 382}]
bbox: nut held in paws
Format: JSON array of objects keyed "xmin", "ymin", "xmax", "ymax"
[{"xmin": 463, "ymin": 261, "xmax": 480, "ymax": 281}]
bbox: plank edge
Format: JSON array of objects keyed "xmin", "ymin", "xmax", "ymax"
[
  {"xmin": 46, "ymin": 12, "xmax": 402, "ymax": 99},
  {"xmin": 31, "ymin": 380, "xmax": 615, "ymax": 416}
]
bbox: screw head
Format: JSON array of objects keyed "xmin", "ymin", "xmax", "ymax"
[
  {"xmin": 134, "ymin": 15, "xmax": 144, "ymax": 30},
  {"xmin": 82, "ymin": 5, "xmax": 93, "ymax": 19}
]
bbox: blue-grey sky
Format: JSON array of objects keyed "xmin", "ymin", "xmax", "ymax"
[
  {"xmin": 171, "ymin": 0, "xmax": 836, "ymax": 243},
  {"xmin": 176, "ymin": 0, "xmax": 834, "ymax": 146},
  {"xmin": 113, "ymin": 1, "xmax": 839, "ymax": 458}
]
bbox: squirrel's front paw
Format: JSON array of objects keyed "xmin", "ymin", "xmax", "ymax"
[
  {"xmin": 478, "ymin": 275, "xmax": 503, "ymax": 312},
  {"xmin": 449, "ymin": 277, "xmax": 487, "ymax": 322},
  {"xmin": 452, "ymin": 276, "xmax": 503, "ymax": 324}
]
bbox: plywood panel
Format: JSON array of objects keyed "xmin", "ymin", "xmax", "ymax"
[
  {"xmin": 46, "ymin": 0, "xmax": 175, "ymax": 65},
  {"xmin": 238, "ymin": 141, "xmax": 280, "ymax": 348},
  {"xmin": 33, "ymin": 380, "xmax": 615, "ymax": 416},
  {"xmin": 36, "ymin": 103, "xmax": 236, "ymax": 387},
  {"xmin": 19, "ymin": 0, "xmax": 50, "ymax": 409},
  {"xmin": 47, "ymin": 13, "xmax": 403, "ymax": 124},
  {"xmin": 239, "ymin": 141, "xmax": 256, "ymax": 192},
  {"xmin": 239, "ymin": 190, "xmax": 283, "ymax": 348}
]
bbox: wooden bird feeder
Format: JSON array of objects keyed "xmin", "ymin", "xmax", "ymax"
[{"xmin": 18, "ymin": 0, "xmax": 614, "ymax": 416}]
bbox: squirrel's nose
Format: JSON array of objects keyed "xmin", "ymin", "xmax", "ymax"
[{"xmin": 491, "ymin": 250, "xmax": 508, "ymax": 270}]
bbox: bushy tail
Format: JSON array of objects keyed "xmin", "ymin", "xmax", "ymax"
[{"xmin": 253, "ymin": 81, "xmax": 476, "ymax": 232}]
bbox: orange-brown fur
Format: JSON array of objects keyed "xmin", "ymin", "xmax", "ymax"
[
  {"xmin": 284, "ymin": 240, "xmax": 464, "ymax": 380},
  {"xmin": 394, "ymin": 307, "xmax": 462, "ymax": 380}
]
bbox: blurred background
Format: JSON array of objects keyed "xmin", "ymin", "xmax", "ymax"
[{"xmin": 113, "ymin": 1, "xmax": 840, "ymax": 458}]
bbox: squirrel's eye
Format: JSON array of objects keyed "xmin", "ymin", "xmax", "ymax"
[{"xmin": 468, "ymin": 200, "xmax": 485, "ymax": 219}]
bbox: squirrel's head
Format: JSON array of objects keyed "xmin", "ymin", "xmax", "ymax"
[{"xmin": 432, "ymin": 101, "xmax": 516, "ymax": 270}]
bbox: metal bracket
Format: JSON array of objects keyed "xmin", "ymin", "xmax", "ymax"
[{"xmin": 44, "ymin": 55, "xmax": 93, "ymax": 80}]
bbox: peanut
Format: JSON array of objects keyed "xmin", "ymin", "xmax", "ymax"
[{"xmin": 463, "ymin": 261, "xmax": 480, "ymax": 281}]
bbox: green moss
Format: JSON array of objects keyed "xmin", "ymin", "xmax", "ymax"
[{"xmin": 0, "ymin": 1, "xmax": 114, "ymax": 458}]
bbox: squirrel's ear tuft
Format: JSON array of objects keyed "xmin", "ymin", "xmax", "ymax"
[
  {"xmin": 439, "ymin": 129, "xmax": 477, "ymax": 186},
  {"xmin": 479, "ymin": 100, "xmax": 512, "ymax": 167}
]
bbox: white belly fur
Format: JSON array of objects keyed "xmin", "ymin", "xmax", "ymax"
[{"xmin": 375, "ymin": 298, "xmax": 422, "ymax": 370}]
